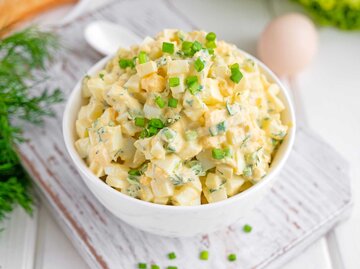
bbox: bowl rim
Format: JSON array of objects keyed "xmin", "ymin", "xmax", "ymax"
[{"xmin": 63, "ymin": 48, "xmax": 296, "ymax": 212}]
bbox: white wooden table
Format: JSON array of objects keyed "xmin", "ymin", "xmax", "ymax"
[{"xmin": 0, "ymin": 0, "xmax": 359, "ymax": 268}]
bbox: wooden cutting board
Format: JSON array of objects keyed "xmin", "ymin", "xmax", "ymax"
[{"xmin": 17, "ymin": 1, "xmax": 352, "ymax": 268}]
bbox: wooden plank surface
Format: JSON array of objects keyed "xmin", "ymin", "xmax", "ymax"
[
  {"xmin": 13, "ymin": 0, "xmax": 352, "ymax": 268},
  {"xmin": 0, "ymin": 206, "xmax": 38, "ymax": 269}
]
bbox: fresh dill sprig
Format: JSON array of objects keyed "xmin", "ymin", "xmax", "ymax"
[{"xmin": 0, "ymin": 27, "xmax": 62, "ymax": 222}]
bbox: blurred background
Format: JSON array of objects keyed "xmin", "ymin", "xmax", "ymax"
[{"xmin": 0, "ymin": 0, "xmax": 359, "ymax": 269}]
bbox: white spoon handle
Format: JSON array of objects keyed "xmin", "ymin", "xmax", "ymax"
[{"xmin": 84, "ymin": 20, "xmax": 142, "ymax": 55}]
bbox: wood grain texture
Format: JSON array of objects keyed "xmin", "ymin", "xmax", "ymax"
[{"xmin": 16, "ymin": 0, "xmax": 352, "ymax": 268}]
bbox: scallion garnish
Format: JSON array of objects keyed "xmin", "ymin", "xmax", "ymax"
[
  {"xmin": 162, "ymin": 42, "xmax": 174, "ymax": 54},
  {"xmin": 199, "ymin": 250, "xmax": 209, "ymax": 260},
  {"xmin": 138, "ymin": 51, "xmax": 148, "ymax": 64},
  {"xmin": 212, "ymin": 148, "xmax": 225, "ymax": 160},
  {"xmin": 182, "ymin": 40, "xmax": 194, "ymax": 56},
  {"xmin": 168, "ymin": 97, "xmax": 178, "ymax": 108},
  {"xmin": 151, "ymin": 265, "xmax": 160, "ymax": 269},
  {"xmin": 186, "ymin": 75, "xmax": 198, "ymax": 86},
  {"xmin": 243, "ymin": 224, "xmax": 252, "ymax": 233},
  {"xmin": 188, "ymin": 82, "xmax": 202, "ymax": 95},
  {"xmin": 135, "ymin": 117, "xmax": 146, "ymax": 127},
  {"xmin": 230, "ymin": 63, "xmax": 243, "ymax": 83},
  {"xmin": 192, "ymin": 40, "xmax": 202, "ymax": 52},
  {"xmin": 147, "ymin": 126, "xmax": 159, "ymax": 136},
  {"xmin": 119, "ymin": 58, "xmax": 135, "ymax": 69},
  {"xmin": 155, "ymin": 96, "xmax": 166, "ymax": 108},
  {"xmin": 224, "ymin": 148, "xmax": 232, "ymax": 158},
  {"xmin": 168, "ymin": 252, "xmax": 176, "ymax": 260},
  {"xmin": 206, "ymin": 32, "xmax": 217, "ymax": 41},
  {"xmin": 138, "ymin": 263, "xmax": 147, "ymax": 269},
  {"xmin": 128, "ymin": 169, "xmax": 141, "ymax": 176},
  {"xmin": 148, "ymin": 118, "xmax": 164, "ymax": 129},
  {"xmin": 228, "ymin": 254, "xmax": 237, "ymax": 262},
  {"xmin": 182, "ymin": 41, "xmax": 193, "ymax": 50},
  {"xmin": 169, "ymin": 77, "xmax": 180, "ymax": 87},
  {"xmin": 194, "ymin": 58, "xmax": 205, "ymax": 72},
  {"xmin": 206, "ymin": 40, "xmax": 217, "ymax": 49}
]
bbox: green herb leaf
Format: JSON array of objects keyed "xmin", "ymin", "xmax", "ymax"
[{"xmin": 0, "ymin": 27, "xmax": 62, "ymax": 222}]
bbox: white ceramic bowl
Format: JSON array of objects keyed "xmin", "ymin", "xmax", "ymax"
[{"xmin": 63, "ymin": 51, "xmax": 296, "ymax": 237}]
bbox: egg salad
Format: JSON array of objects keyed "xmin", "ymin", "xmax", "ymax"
[{"xmin": 74, "ymin": 30, "xmax": 289, "ymax": 206}]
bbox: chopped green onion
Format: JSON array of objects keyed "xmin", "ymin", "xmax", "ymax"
[
  {"xmin": 194, "ymin": 58, "xmax": 205, "ymax": 72},
  {"xmin": 224, "ymin": 148, "xmax": 232, "ymax": 158},
  {"xmin": 230, "ymin": 64, "xmax": 243, "ymax": 83},
  {"xmin": 138, "ymin": 51, "xmax": 148, "ymax": 64},
  {"xmin": 186, "ymin": 76, "xmax": 201, "ymax": 95},
  {"xmin": 147, "ymin": 126, "xmax": 159, "ymax": 136},
  {"xmin": 168, "ymin": 252, "xmax": 176, "ymax": 260},
  {"xmin": 199, "ymin": 250, "xmax": 209, "ymax": 260},
  {"xmin": 135, "ymin": 117, "xmax": 146, "ymax": 127},
  {"xmin": 139, "ymin": 129, "xmax": 149, "ymax": 138},
  {"xmin": 168, "ymin": 97, "xmax": 178, "ymax": 108},
  {"xmin": 119, "ymin": 59, "xmax": 128, "ymax": 69},
  {"xmin": 166, "ymin": 267, "xmax": 177, "ymax": 269},
  {"xmin": 212, "ymin": 148, "xmax": 225, "ymax": 160},
  {"xmin": 151, "ymin": 265, "xmax": 160, "ymax": 269},
  {"xmin": 148, "ymin": 118, "xmax": 164, "ymax": 129},
  {"xmin": 231, "ymin": 63, "xmax": 240, "ymax": 70},
  {"xmin": 206, "ymin": 32, "xmax": 217, "ymax": 41},
  {"xmin": 206, "ymin": 40, "xmax": 217, "ymax": 49},
  {"xmin": 243, "ymin": 224, "xmax": 252, "ymax": 233},
  {"xmin": 182, "ymin": 41, "xmax": 193, "ymax": 50},
  {"xmin": 128, "ymin": 169, "xmax": 141, "ymax": 176},
  {"xmin": 182, "ymin": 41, "xmax": 194, "ymax": 56},
  {"xmin": 228, "ymin": 254, "xmax": 237, "ymax": 262},
  {"xmin": 192, "ymin": 40, "xmax": 202, "ymax": 52},
  {"xmin": 162, "ymin": 42, "xmax": 174, "ymax": 54},
  {"xmin": 186, "ymin": 75, "xmax": 198, "ymax": 86},
  {"xmin": 119, "ymin": 58, "xmax": 134, "ymax": 69},
  {"xmin": 243, "ymin": 166, "xmax": 253, "ymax": 177},
  {"xmin": 188, "ymin": 82, "xmax": 202, "ymax": 95},
  {"xmin": 207, "ymin": 48, "xmax": 214, "ymax": 55},
  {"xmin": 138, "ymin": 263, "xmax": 147, "ymax": 269},
  {"xmin": 169, "ymin": 77, "xmax": 180, "ymax": 87},
  {"xmin": 155, "ymin": 96, "xmax": 166, "ymax": 108},
  {"xmin": 99, "ymin": 73, "xmax": 104, "ymax": 80},
  {"xmin": 185, "ymin": 130, "xmax": 198, "ymax": 141}
]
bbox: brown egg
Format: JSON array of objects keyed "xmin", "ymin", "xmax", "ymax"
[{"xmin": 257, "ymin": 13, "xmax": 318, "ymax": 77}]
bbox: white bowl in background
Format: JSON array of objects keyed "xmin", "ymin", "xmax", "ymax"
[{"xmin": 63, "ymin": 50, "xmax": 296, "ymax": 237}]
